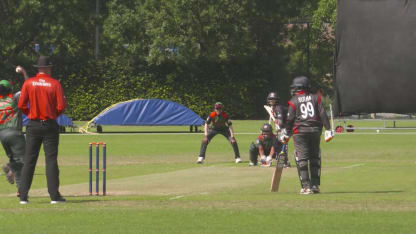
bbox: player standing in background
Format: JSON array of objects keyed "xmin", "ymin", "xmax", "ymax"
[
  {"xmin": 197, "ymin": 102, "xmax": 241, "ymax": 164},
  {"xmin": 281, "ymin": 76, "xmax": 333, "ymax": 194}
]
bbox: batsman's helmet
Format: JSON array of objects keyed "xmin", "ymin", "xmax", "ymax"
[
  {"xmin": 214, "ymin": 102, "xmax": 223, "ymax": 109},
  {"xmin": 261, "ymin": 123, "xmax": 273, "ymax": 133},
  {"xmin": 267, "ymin": 92, "xmax": 279, "ymax": 105},
  {"xmin": 290, "ymin": 76, "xmax": 310, "ymax": 95}
]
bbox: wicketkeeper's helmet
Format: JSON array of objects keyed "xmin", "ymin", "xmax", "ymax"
[
  {"xmin": 290, "ymin": 76, "xmax": 310, "ymax": 95},
  {"xmin": 261, "ymin": 123, "xmax": 273, "ymax": 133},
  {"xmin": 267, "ymin": 92, "xmax": 279, "ymax": 105}
]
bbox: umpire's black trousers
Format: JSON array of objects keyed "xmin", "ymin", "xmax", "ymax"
[{"xmin": 19, "ymin": 119, "xmax": 61, "ymax": 200}]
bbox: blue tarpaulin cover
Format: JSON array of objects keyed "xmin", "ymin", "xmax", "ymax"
[
  {"xmin": 92, "ymin": 99, "xmax": 204, "ymax": 126},
  {"xmin": 22, "ymin": 114, "xmax": 73, "ymax": 126}
]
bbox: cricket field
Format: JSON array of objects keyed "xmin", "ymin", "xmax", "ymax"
[{"xmin": 0, "ymin": 120, "xmax": 415, "ymax": 234}]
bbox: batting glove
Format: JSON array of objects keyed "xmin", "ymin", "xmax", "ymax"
[
  {"xmin": 280, "ymin": 129, "xmax": 289, "ymax": 144},
  {"xmin": 324, "ymin": 130, "xmax": 334, "ymax": 142}
]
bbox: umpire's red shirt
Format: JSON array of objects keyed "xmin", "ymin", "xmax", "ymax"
[{"xmin": 18, "ymin": 73, "xmax": 66, "ymax": 120}]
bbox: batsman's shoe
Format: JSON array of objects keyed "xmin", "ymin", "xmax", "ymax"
[
  {"xmin": 311, "ymin": 185, "xmax": 320, "ymax": 194},
  {"xmin": 235, "ymin": 157, "xmax": 242, "ymax": 164},
  {"xmin": 197, "ymin": 157, "xmax": 204, "ymax": 164},
  {"xmin": 248, "ymin": 161, "xmax": 257, "ymax": 166},
  {"xmin": 2, "ymin": 164, "xmax": 15, "ymax": 184},
  {"xmin": 300, "ymin": 188, "xmax": 313, "ymax": 195},
  {"xmin": 284, "ymin": 162, "xmax": 291, "ymax": 168}
]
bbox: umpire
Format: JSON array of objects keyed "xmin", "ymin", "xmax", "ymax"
[{"xmin": 17, "ymin": 56, "xmax": 67, "ymax": 204}]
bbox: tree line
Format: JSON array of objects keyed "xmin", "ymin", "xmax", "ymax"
[{"xmin": 0, "ymin": 0, "xmax": 336, "ymax": 120}]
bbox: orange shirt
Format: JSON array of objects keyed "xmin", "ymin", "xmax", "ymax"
[{"xmin": 18, "ymin": 73, "xmax": 66, "ymax": 120}]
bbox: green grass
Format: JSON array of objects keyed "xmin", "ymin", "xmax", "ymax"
[{"xmin": 1, "ymin": 120, "xmax": 415, "ymax": 233}]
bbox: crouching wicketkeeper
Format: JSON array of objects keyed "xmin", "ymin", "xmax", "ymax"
[{"xmin": 249, "ymin": 123, "xmax": 287, "ymax": 167}]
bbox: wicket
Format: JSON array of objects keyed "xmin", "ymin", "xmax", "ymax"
[{"xmin": 89, "ymin": 142, "xmax": 107, "ymax": 196}]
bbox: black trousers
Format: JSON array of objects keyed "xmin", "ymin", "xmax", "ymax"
[
  {"xmin": 199, "ymin": 128, "xmax": 240, "ymax": 158},
  {"xmin": 0, "ymin": 128, "xmax": 25, "ymax": 189},
  {"xmin": 293, "ymin": 132, "xmax": 322, "ymax": 188},
  {"xmin": 19, "ymin": 120, "xmax": 61, "ymax": 200}
]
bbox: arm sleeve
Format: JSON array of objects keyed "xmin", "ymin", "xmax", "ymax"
[
  {"xmin": 285, "ymin": 101, "xmax": 296, "ymax": 135},
  {"xmin": 13, "ymin": 91, "xmax": 21, "ymax": 103},
  {"xmin": 17, "ymin": 83, "xmax": 29, "ymax": 115},
  {"xmin": 274, "ymin": 105, "xmax": 285, "ymax": 130},
  {"xmin": 317, "ymin": 94, "xmax": 331, "ymax": 130},
  {"xmin": 56, "ymin": 82, "xmax": 67, "ymax": 115}
]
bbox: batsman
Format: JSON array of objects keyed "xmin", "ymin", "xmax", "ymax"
[
  {"xmin": 265, "ymin": 92, "xmax": 290, "ymax": 168},
  {"xmin": 281, "ymin": 76, "xmax": 334, "ymax": 195}
]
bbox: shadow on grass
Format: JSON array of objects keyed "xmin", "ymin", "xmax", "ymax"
[
  {"xmin": 324, "ymin": 190, "xmax": 403, "ymax": 194},
  {"xmin": 64, "ymin": 199, "xmax": 102, "ymax": 204}
]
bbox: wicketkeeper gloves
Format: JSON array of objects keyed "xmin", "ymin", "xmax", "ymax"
[{"xmin": 260, "ymin": 155, "xmax": 267, "ymax": 164}]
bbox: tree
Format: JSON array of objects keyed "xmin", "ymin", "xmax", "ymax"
[{"xmin": 0, "ymin": 0, "xmax": 100, "ymax": 80}]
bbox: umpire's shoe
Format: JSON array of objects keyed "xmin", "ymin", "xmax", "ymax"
[
  {"xmin": 19, "ymin": 195, "xmax": 29, "ymax": 205},
  {"xmin": 51, "ymin": 193, "xmax": 66, "ymax": 204},
  {"xmin": 2, "ymin": 164, "xmax": 14, "ymax": 184}
]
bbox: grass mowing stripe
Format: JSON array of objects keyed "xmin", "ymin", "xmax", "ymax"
[{"xmin": 2, "ymin": 208, "xmax": 415, "ymax": 234}]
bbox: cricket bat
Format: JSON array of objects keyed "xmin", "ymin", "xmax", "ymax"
[
  {"xmin": 264, "ymin": 105, "xmax": 277, "ymax": 126},
  {"xmin": 270, "ymin": 144, "xmax": 286, "ymax": 192}
]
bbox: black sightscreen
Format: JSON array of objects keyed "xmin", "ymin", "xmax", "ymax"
[{"xmin": 335, "ymin": 0, "xmax": 416, "ymax": 114}]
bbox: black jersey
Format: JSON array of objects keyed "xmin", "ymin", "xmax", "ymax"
[
  {"xmin": 270, "ymin": 104, "xmax": 287, "ymax": 131},
  {"xmin": 286, "ymin": 91, "xmax": 330, "ymax": 134}
]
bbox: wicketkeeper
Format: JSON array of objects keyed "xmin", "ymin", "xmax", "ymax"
[
  {"xmin": 266, "ymin": 92, "xmax": 290, "ymax": 167},
  {"xmin": 281, "ymin": 76, "xmax": 334, "ymax": 195},
  {"xmin": 197, "ymin": 102, "xmax": 241, "ymax": 164},
  {"xmin": 249, "ymin": 123, "xmax": 283, "ymax": 167}
]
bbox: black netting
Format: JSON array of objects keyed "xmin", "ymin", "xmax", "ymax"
[{"xmin": 335, "ymin": 0, "xmax": 416, "ymax": 114}]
